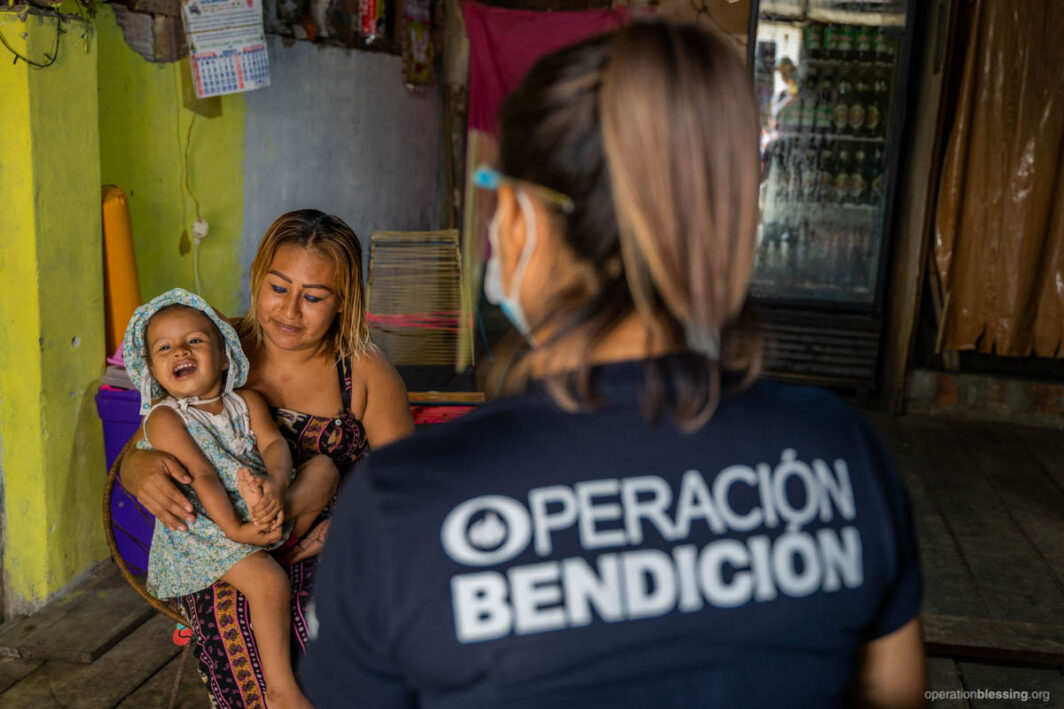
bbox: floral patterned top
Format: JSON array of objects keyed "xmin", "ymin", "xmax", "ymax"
[
  {"xmin": 141, "ymin": 392, "xmax": 294, "ymax": 598},
  {"xmin": 269, "ymin": 357, "xmax": 368, "ymax": 473}
]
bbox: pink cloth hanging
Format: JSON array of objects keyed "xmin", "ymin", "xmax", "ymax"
[{"xmin": 462, "ymin": 1, "xmax": 631, "ymax": 133}]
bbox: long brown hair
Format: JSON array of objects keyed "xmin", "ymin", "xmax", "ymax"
[
  {"xmin": 494, "ymin": 21, "xmax": 763, "ymax": 429},
  {"xmin": 238, "ymin": 209, "xmax": 373, "ymax": 361}
]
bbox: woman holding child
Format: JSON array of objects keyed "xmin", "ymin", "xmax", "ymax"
[{"xmin": 121, "ymin": 209, "xmax": 413, "ymax": 708}]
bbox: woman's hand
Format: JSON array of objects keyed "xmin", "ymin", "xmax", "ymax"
[
  {"xmin": 275, "ymin": 518, "xmax": 330, "ymax": 566},
  {"xmin": 120, "ymin": 448, "xmax": 197, "ymax": 531}
]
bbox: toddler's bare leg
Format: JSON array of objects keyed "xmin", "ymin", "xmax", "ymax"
[
  {"xmin": 284, "ymin": 455, "xmax": 339, "ymax": 539},
  {"xmin": 221, "ymin": 551, "xmax": 312, "ymax": 709}
]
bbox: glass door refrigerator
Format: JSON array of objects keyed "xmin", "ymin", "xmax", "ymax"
[{"xmin": 748, "ymin": 0, "xmax": 915, "ymax": 387}]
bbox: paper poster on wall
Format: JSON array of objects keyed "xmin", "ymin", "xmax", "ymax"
[{"xmin": 181, "ymin": 0, "xmax": 270, "ymax": 99}]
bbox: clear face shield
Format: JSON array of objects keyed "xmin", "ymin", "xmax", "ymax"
[{"xmin": 471, "ymin": 165, "xmax": 575, "ymax": 341}]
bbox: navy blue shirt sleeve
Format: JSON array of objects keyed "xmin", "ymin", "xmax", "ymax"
[
  {"xmin": 860, "ymin": 417, "xmax": 922, "ymax": 639},
  {"xmin": 301, "ymin": 462, "xmax": 416, "ymax": 709}
]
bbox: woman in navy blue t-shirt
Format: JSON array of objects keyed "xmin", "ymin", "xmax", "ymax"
[{"xmin": 304, "ymin": 21, "xmax": 925, "ymax": 709}]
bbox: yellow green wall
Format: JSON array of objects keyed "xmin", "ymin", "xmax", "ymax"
[
  {"xmin": 97, "ymin": 5, "xmax": 246, "ymax": 316},
  {"xmin": 0, "ymin": 4, "xmax": 246, "ymax": 615},
  {"xmin": 0, "ymin": 8, "xmax": 109, "ymax": 615}
]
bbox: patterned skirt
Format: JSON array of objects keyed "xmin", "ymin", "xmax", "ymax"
[{"xmin": 177, "ymin": 557, "xmax": 316, "ymax": 709}]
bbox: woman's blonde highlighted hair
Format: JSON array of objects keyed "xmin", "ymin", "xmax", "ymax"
[
  {"xmin": 494, "ymin": 21, "xmax": 763, "ymax": 429},
  {"xmin": 238, "ymin": 209, "xmax": 373, "ymax": 362}
]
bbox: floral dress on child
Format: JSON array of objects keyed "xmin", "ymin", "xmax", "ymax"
[{"xmin": 141, "ymin": 391, "xmax": 293, "ymax": 599}]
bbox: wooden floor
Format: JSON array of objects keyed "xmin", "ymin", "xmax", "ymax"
[{"xmin": 0, "ymin": 413, "xmax": 1060, "ymax": 708}]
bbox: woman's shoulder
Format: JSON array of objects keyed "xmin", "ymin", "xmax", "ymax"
[{"xmin": 352, "ymin": 346, "xmax": 402, "ymax": 382}]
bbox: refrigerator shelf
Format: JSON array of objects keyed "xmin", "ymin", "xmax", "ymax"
[
  {"xmin": 776, "ymin": 130, "xmax": 887, "ymax": 143},
  {"xmin": 803, "ymin": 59, "xmax": 899, "ymax": 70},
  {"xmin": 808, "ymin": 7, "xmax": 905, "ymax": 28},
  {"xmin": 757, "ymin": 2, "xmax": 905, "ymax": 27}
]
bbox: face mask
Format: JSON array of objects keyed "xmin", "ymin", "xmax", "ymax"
[{"xmin": 484, "ymin": 191, "xmax": 538, "ymax": 341}]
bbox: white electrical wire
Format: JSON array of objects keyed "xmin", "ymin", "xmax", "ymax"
[
  {"xmin": 192, "ymin": 237, "xmax": 203, "ymax": 295},
  {"xmin": 191, "ymin": 220, "xmax": 209, "ymax": 295}
]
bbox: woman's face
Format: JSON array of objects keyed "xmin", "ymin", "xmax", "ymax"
[{"xmin": 256, "ymin": 243, "xmax": 342, "ymax": 353}]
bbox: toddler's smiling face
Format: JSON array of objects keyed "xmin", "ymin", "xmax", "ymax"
[{"xmin": 146, "ymin": 305, "xmax": 228, "ymax": 401}]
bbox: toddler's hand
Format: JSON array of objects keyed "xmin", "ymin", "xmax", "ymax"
[
  {"xmin": 264, "ymin": 509, "xmax": 284, "ymax": 533},
  {"xmin": 233, "ymin": 521, "xmax": 283, "ymax": 547}
]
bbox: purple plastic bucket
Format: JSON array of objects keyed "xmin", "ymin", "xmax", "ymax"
[{"xmin": 95, "ymin": 387, "xmax": 153, "ymax": 575}]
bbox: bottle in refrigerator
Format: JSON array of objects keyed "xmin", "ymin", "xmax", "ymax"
[
  {"xmin": 872, "ymin": 27, "xmax": 888, "ymax": 62},
  {"xmin": 855, "ymin": 25, "xmax": 872, "ymax": 62},
  {"xmin": 834, "ymin": 145, "xmax": 851, "ymax": 204},
  {"xmin": 849, "ymin": 71, "xmax": 868, "ymax": 135},
  {"xmin": 804, "ymin": 23, "xmax": 823, "ymax": 61},
  {"xmin": 876, "ymin": 28, "xmax": 897, "ymax": 64},
  {"xmin": 837, "ymin": 24, "xmax": 855, "ymax": 62},
  {"xmin": 799, "ymin": 68, "xmax": 819, "ymax": 132},
  {"xmin": 823, "ymin": 24, "xmax": 838, "ymax": 60},
  {"xmin": 869, "ymin": 148, "xmax": 885, "ymax": 204},
  {"xmin": 833, "ymin": 71, "xmax": 852, "ymax": 134},
  {"xmin": 815, "ymin": 71, "xmax": 834, "ymax": 133},
  {"xmin": 818, "ymin": 144, "xmax": 835, "ymax": 204},
  {"xmin": 850, "ymin": 147, "xmax": 867, "ymax": 204},
  {"xmin": 867, "ymin": 72, "xmax": 888, "ymax": 137}
]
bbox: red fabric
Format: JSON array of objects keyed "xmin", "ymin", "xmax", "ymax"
[
  {"xmin": 462, "ymin": 1, "xmax": 630, "ymax": 133},
  {"xmin": 410, "ymin": 405, "xmax": 478, "ymax": 425}
]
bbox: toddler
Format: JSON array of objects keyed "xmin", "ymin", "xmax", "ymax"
[{"xmin": 124, "ymin": 288, "xmax": 336, "ymax": 709}]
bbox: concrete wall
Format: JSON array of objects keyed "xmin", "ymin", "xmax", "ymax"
[
  {"xmin": 97, "ymin": 5, "xmax": 247, "ymax": 316},
  {"xmin": 0, "ymin": 9, "xmax": 109, "ymax": 616},
  {"xmin": 240, "ymin": 36, "xmax": 443, "ymax": 307},
  {"xmin": 97, "ymin": 8, "xmax": 443, "ymax": 315}
]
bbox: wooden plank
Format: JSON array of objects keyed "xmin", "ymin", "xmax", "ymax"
[
  {"xmin": 898, "ymin": 418, "xmax": 1064, "ymax": 624},
  {"xmin": 923, "ymin": 614, "xmax": 1064, "ymax": 668},
  {"xmin": 867, "ymin": 413, "xmax": 991, "ymax": 618},
  {"xmin": 0, "ymin": 614, "xmax": 181, "ymax": 709},
  {"xmin": 954, "ymin": 423, "xmax": 1064, "ymax": 594},
  {"xmin": 407, "ymin": 391, "xmax": 485, "ymax": 404},
  {"xmin": 957, "ymin": 660, "xmax": 1064, "ymax": 708},
  {"xmin": 116, "ymin": 647, "xmax": 211, "ymax": 709},
  {"xmin": 925, "ymin": 658, "xmax": 971, "ymax": 709},
  {"xmin": 0, "ymin": 658, "xmax": 43, "ymax": 694},
  {"xmin": 0, "ymin": 564, "xmax": 156, "ymax": 663}
]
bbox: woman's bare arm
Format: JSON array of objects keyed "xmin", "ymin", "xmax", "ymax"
[
  {"xmin": 276, "ymin": 352, "xmax": 412, "ymax": 566},
  {"xmin": 854, "ymin": 617, "xmax": 927, "ymax": 709},
  {"xmin": 359, "ymin": 350, "xmax": 415, "ymax": 449}
]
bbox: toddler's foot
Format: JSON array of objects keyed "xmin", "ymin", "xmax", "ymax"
[{"xmin": 237, "ymin": 468, "xmax": 265, "ymax": 518}]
